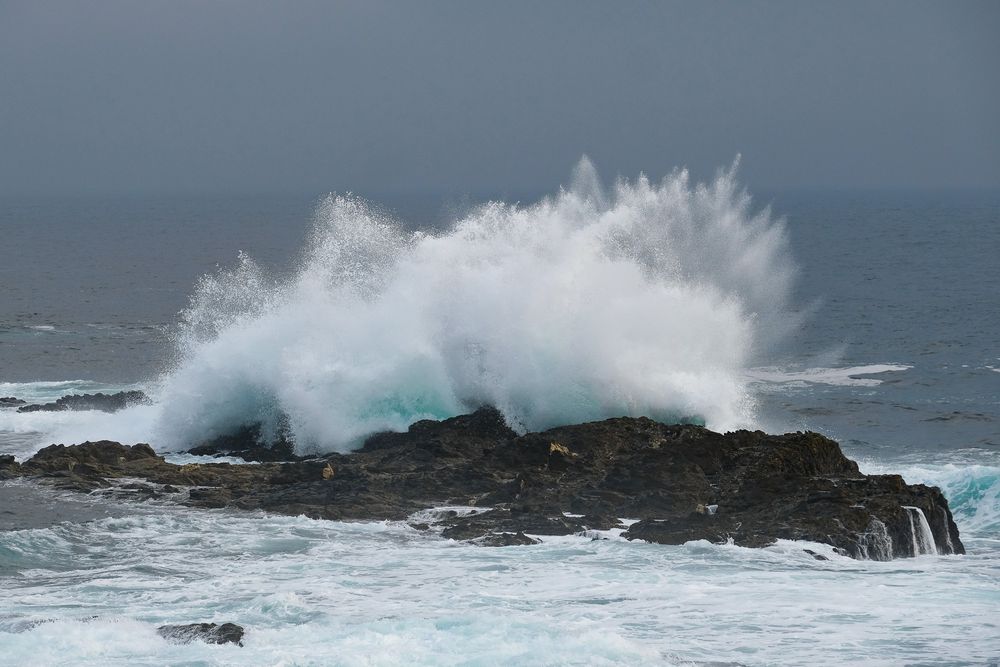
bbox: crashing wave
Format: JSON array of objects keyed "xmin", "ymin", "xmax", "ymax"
[{"xmin": 149, "ymin": 157, "xmax": 796, "ymax": 452}]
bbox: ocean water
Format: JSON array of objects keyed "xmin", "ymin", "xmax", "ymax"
[{"xmin": 1, "ymin": 165, "xmax": 998, "ymax": 665}]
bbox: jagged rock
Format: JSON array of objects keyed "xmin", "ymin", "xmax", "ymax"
[
  {"xmin": 477, "ymin": 531, "xmax": 540, "ymax": 546},
  {"xmin": 0, "ymin": 454, "xmax": 20, "ymax": 480},
  {"xmin": 157, "ymin": 622, "xmax": 244, "ymax": 646},
  {"xmin": 187, "ymin": 487, "xmax": 233, "ymax": 508},
  {"xmin": 17, "ymin": 391, "xmax": 148, "ymax": 413},
  {"xmin": 581, "ymin": 514, "xmax": 622, "ymax": 530},
  {"xmin": 109, "ymin": 481, "xmax": 161, "ymax": 500},
  {"xmin": 18, "ymin": 441, "xmax": 157, "ymax": 491},
  {"xmin": 188, "ymin": 423, "xmax": 301, "ymax": 462},
  {"xmin": 25, "ymin": 441, "xmax": 158, "ymax": 473},
  {"xmin": 0, "ymin": 397, "xmax": 26, "ymax": 408},
  {"xmin": 441, "ymin": 508, "xmax": 584, "ymax": 540},
  {"xmin": 7, "ymin": 409, "xmax": 965, "ymax": 560}
]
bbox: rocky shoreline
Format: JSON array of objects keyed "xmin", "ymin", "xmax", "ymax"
[
  {"xmin": 5, "ymin": 390, "xmax": 148, "ymax": 413},
  {"xmin": 0, "ymin": 406, "xmax": 963, "ymax": 560}
]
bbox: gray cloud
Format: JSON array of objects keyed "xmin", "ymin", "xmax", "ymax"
[{"xmin": 1, "ymin": 0, "xmax": 997, "ymax": 196}]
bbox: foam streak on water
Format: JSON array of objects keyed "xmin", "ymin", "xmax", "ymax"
[{"xmin": 903, "ymin": 506, "xmax": 938, "ymax": 556}]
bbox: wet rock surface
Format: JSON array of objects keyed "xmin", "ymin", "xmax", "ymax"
[
  {"xmin": 0, "ymin": 482, "xmax": 136, "ymax": 530},
  {"xmin": 187, "ymin": 423, "xmax": 303, "ymax": 463},
  {"xmin": 1, "ymin": 408, "xmax": 964, "ymax": 559},
  {"xmin": 15, "ymin": 390, "xmax": 148, "ymax": 413},
  {"xmin": 156, "ymin": 622, "xmax": 244, "ymax": 646}
]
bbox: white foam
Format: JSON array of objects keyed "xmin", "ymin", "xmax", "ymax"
[
  {"xmin": 2, "ymin": 509, "xmax": 996, "ymax": 665},
  {"xmin": 903, "ymin": 506, "xmax": 938, "ymax": 556},
  {"xmin": 142, "ymin": 158, "xmax": 796, "ymax": 453},
  {"xmin": 0, "ymin": 403, "xmax": 162, "ymax": 460},
  {"xmin": 859, "ymin": 461, "xmax": 1000, "ymax": 538},
  {"xmin": 746, "ymin": 363, "xmax": 912, "ymax": 387},
  {"xmin": 162, "ymin": 452, "xmax": 261, "ymax": 466},
  {"xmin": 938, "ymin": 506, "xmax": 955, "ymax": 554}
]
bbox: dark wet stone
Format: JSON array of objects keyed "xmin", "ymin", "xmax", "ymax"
[
  {"xmin": 187, "ymin": 487, "xmax": 233, "ymax": 508},
  {"xmin": 156, "ymin": 622, "xmax": 244, "ymax": 646},
  {"xmin": 0, "ymin": 397, "xmax": 26, "ymax": 408},
  {"xmin": 8, "ymin": 408, "xmax": 966, "ymax": 560},
  {"xmin": 581, "ymin": 515, "xmax": 623, "ymax": 530},
  {"xmin": 477, "ymin": 531, "xmax": 540, "ymax": 546},
  {"xmin": 442, "ymin": 508, "xmax": 584, "ymax": 541},
  {"xmin": 188, "ymin": 423, "xmax": 301, "ymax": 462}
]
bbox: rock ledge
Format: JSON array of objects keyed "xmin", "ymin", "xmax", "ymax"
[{"xmin": 0, "ymin": 408, "xmax": 964, "ymax": 560}]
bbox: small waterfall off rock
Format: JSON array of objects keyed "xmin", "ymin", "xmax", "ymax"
[
  {"xmin": 938, "ymin": 506, "xmax": 955, "ymax": 554},
  {"xmin": 857, "ymin": 517, "xmax": 893, "ymax": 561},
  {"xmin": 903, "ymin": 506, "xmax": 938, "ymax": 556},
  {"xmin": 147, "ymin": 158, "xmax": 798, "ymax": 453}
]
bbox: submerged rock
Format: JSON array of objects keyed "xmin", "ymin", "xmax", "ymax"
[
  {"xmin": 10, "ymin": 408, "xmax": 965, "ymax": 559},
  {"xmin": 16, "ymin": 390, "xmax": 148, "ymax": 413},
  {"xmin": 156, "ymin": 622, "xmax": 244, "ymax": 646}
]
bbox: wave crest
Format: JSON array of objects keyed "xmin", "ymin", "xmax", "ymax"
[{"xmin": 154, "ymin": 158, "xmax": 796, "ymax": 452}]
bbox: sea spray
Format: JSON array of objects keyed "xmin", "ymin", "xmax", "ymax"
[
  {"xmin": 148, "ymin": 158, "xmax": 796, "ymax": 452},
  {"xmin": 857, "ymin": 518, "xmax": 893, "ymax": 561}
]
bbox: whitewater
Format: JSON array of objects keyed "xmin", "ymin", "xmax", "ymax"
[
  {"xmin": 0, "ymin": 462, "xmax": 998, "ymax": 665},
  {"xmin": 2, "ymin": 159, "xmax": 798, "ymax": 454},
  {"xmin": 1, "ymin": 162, "xmax": 998, "ymax": 665}
]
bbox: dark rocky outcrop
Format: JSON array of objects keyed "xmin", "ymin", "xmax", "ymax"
[
  {"xmin": 2, "ymin": 408, "xmax": 965, "ymax": 560},
  {"xmin": 157, "ymin": 622, "xmax": 244, "ymax": 646},
  {"xmin": 187, "ymin": 423, "xmax": 302, "ymax": 463},
  {"xmin": 0, "ymin": 454, "xmax": 21, "ymax": 482},
  {"xmin": 16, "ymin": 390, "xmax": 148, "ymax": 413},
  {"xmin": 0, "ymin": 397, "xmax": 27, "ymax": 408},
  {"xmin": 477, "ymin": 531, "xmax": 540, "ymax": 546}
]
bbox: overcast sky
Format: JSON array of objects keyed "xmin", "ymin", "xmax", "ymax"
[{"xmin": 1, "ymin": 1, "xmax": 998, "ymax": 196}]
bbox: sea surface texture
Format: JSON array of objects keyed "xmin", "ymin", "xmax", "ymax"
[{"xmin": 1, "ymin": 168, "xmax": 998, "ymax": 665}]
